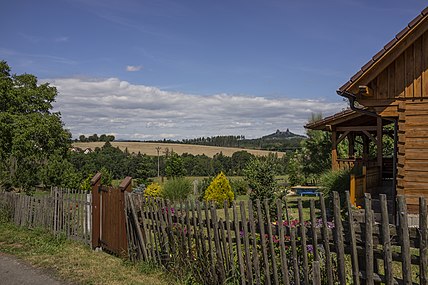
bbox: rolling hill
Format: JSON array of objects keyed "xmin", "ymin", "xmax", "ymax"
[{"xmin": 72, "ymin": 141, "xmax": 285, "ymax": 158}]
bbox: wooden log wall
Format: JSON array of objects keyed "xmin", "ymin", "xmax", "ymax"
[
  {"xmin": 351, "ymin": 29, "xmax": 428, "ymax": 212},
  {"xmin": 125, "ymin": 192, "xmax": 428, "ymax": 285}
]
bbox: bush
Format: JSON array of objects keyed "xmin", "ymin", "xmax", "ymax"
[
  {"xmin": 319, "ymin": 168, "xmax": 352, "ymax": 209},
  {"xmin": 204, "ymin": 172, "xmax": 234, "ymax": 207},
  {"xmin": 144, "ymin": 182, "xmax": 162, "ymax": 198},
  {"xmin": 244, "ymin": 158, "xmax": 277, "ymax": 217},
  {"xmin": 230, "ymin": 178, "xmax": 249, "ymax": 196},
  {"xmin": 196, "ymin": 177, "xmax": 213, "ymax": 201},
  {"xmin": 162, "ymin": 177, "xmax": 192, "ymax": 202}
]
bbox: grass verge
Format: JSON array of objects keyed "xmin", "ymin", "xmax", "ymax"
[{"xmin": 0, "ymin": 218, "xmax": 179, "ymax": 285}]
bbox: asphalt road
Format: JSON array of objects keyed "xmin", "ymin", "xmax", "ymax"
[{"xmin": 0, "ymin": 253, "xmax": 68, "ymax": 285}]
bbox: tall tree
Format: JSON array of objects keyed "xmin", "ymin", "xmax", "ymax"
[
  {"xmin": 0, "ymin": 60, "xmax": 71, "ymax": 191},
  {"xmin": 302, "ymin": 113, "xmax": 332, "ymax": 176}
]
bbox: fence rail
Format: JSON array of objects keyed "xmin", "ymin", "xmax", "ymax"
[
  {"xmin": 125, "ymin": 192, "xmax": 428, "ymax": 285},
  {"xmin": 0, "ymin": 189, "xmax": 91, "ymax": 246}
]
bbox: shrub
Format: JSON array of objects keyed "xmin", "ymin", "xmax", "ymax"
[
  {"xmin": 230, "ymin": 178, "xmax": 249, "ymax": 196},
  {"xmin": 204, "ymin": 172, "xmax": 234, "ymax": 207},
  {"xmin": 144, "ymin": 182, "xmax": 162, "ymax": 198},
  {"xmin": 196, "ymin": 177, "xmax": 213, "ymax": 201},
  {"xmin": 162, "ymin": 177, "xmax": 192, "ymax": 203},
  {"xmin": 244, "ymin": 158, "xmax": 277, "ymax": 217},
  {"xmin": 319, "ymin": 168, "xmax": 352, "ymax": 209}
]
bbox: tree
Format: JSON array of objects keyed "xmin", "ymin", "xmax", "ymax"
[
  {"xmin": 165, "ymin": 151, "xmax": 186, "ymax": 178},
  {"xmin": 0, "ymin": 60, "xmax": 71, "ymax": 192},
  {"xmin": 204, "ymin": 172, "xmax": 234, "ymax": 207},
  {"xmin": 244, "ymin": 158, "xmax": 277, "ymax": 217},
  {"xmin": 302, "ymin": 113, "xmax": 332, "ymax": 176}
]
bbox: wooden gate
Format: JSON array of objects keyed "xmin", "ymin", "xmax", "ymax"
[{"xmin": 91, "ymin": 173, "xmax": 132, "ymax": 256}]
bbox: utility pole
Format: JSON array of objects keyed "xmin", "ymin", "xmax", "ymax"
[{"xmin": 155, "ymin": 146, "xmax": 162, "ymax": 178}]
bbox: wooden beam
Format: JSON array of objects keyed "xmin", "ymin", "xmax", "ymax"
[
  {"xmin": 362, "ymin": 130, "xmax": 378, "ymax": 143},
  {"xmin": 332, "ymin": 131, "xmax": 338, "ymax": 171},
  {"xmin": 348, "ymin": 133, "xmax": 355, "ymax": 158},
  {"xmin": 336, "ymin": 131, "xmax": 350, "ymax": 146},
  {"xmin": 336, "ymin": 126, "xmax": 377, "ymax": 132},
  {"xmin": 377, "ymin": 117, "xmax": 383, "ymax": 184}
]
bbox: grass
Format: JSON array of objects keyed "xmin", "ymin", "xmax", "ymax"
[
  {"xmin": 73, "ymin": 141, "xmax": 285, "ymax": 158},
  {"xmin": 0, "ymin": 214, "xmax": 181, "ymax": 285}
]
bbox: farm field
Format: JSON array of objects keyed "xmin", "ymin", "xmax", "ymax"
[{"xmin": 73, "ymin": 141, "xmax": 285, "ymax": 158}]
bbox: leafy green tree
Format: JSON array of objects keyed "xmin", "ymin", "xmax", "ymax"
[
  {"xmin": 244, "ymin": 158, "xmax": 277, "ymax": 216},
  {"xmin": 0, "ymin": 60, "xmax": 71, "ymax": 192},
  {"xmin": 302, "ymin": 113, "xmax": 332, "ymax": 176},
  {"xmin": 165, "ymin": 152, "xmax": 186, "ymax": 178},
  {"xmin": 204, "ymin": 172, "xmax": 234, "ymax": 207},
  {"xmin": 41, "ymin": 153, "xmax": 81, "ymax": 189}
]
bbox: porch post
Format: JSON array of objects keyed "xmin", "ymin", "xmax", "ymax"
[
  {"xmin": 348, "ymin": 132, "xmax": 355, "ymax": 158},
  {"xmin": 377, "ymin": 117, "xmax": 383, "ymax": 183},
  {"xmin": 332, "ymin": 129, "xmax": 338, "ymax": 170},
  {"xmin": 362, "ymin": 135, "xmax": 369, "ymax": 163}
]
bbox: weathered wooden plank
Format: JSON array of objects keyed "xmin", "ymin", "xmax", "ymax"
[
  {"xmin": 211, "ymin": 204, "xmax": 225, "ymax": 282},
  {"xmin": 380, "ymin": 194, "xmax": 394, "ymax": 285},
  {"xmin": 319, "ymin": 194, "xmax": 333, "ymax": 285},
  {"xmin": 333, "ymin": 192, "xmax": 346, "ymax": 284},
  {"xmin": 378, "ymin": 68, "xmax": 389, "ymax": 99},
  {"xmin": 346, "ymin": 192, "xmax": 360, "ymax": 285},
  {"xmin": 398, "ymin": 196, "xmax": 412, "ymax": 285},
  {"xmin": 297, "ymin": 199, "xmax": 309, "ymax": 285},
  {"xmin": 405, "ymin": 44, "xmax": 415, "ymax": 98},
  {"xmin": 256, "ymin": 199, "xmax": 270, "ymax": 284},
  {"xmin": 248, "ymin": 200, "xmax": 261, "ymax": 285},
  {"xmin": 239, "ymin": 201, "xmax": 252, "ymax": 284},
  {"xmin": 365, "ymin": 193, "xmax": 374, "ymax": 285},
  {"xmin": 218, "ymin": 218, "xmax": 229, "ymax": 276},
  {"xmin": 223, "ymin": 200, "xmax": 235, "ymax": 276},
  {"xmin": 276, "ymin": 200, "xmax": 290, "ymax": 285},
  {"xmin": 310, "ymin": 199, "xmax": 319, "ymax": 262},
  {"xmin": 264, "ymin": 199, "xmax": 278, "ymax": 285},
  {"xmin": 204, "ymin": 201, "xmax": 217, "ymax": 283},
  {"xmin": 232, "ymin": 202, "xmax": 245, "ymax": 285},
  {"xmin": 388, "ymin": 61, "xmax": 396, "ymax": 98},
  {"xmin": 290, "ymin": 227, "xmax": 300, "ymax": 285},
  {"xmin": 423, "ymin": 31, "xmax": 428, "ymax": 97},
  {"xmin": 396, "ymin": 52, "xmax": 406, "ymax": 98},
  {"xmin": 312, "ymin": 261, "xmax": 321, "ymax": 285},
  {"xmin": 420, "ymin": 197, "xmax": 428, "ymax": 285},
  {"xmin": 414, "ymin": 37, "xmax": 423, "ymax": 98}
]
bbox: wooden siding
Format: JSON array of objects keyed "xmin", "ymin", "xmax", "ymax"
[
  {"xmin": 348, "ymin": 29, "xmax": 428, "ymax": 212},
  {"xmin": 356, "ymin": 30, "xmax": 428, "ymax": 113}
]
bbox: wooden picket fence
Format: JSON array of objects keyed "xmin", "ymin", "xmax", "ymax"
[
  {"xmin": 0, "ymin": 188, "xmax": 91, "ymax": 245},
  {"xmin": 125, "ymin": 192, "xmax": 428, "ymax": 285}
]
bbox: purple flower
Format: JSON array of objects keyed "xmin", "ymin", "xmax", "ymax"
[
  {"xmin": 307, "ymin": 244, "xmax": 314, "ymax": 253},
  {"xmin": 239, "ymin": 230, "xmax": 244, "ymax": 238}
]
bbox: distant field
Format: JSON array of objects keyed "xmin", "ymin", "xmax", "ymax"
[{"xmin": 73, "ymin": 141, "xmax": 285, "ymax": 158}]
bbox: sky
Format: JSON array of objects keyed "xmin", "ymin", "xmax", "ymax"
[{"xmin": 1, "ymin": 1, "xmax": 427, "ymax": 140}]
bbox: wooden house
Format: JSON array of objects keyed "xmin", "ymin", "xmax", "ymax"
[{"xmin": 306, "ymin": 7, "xmax": 428, "ymax": 213}]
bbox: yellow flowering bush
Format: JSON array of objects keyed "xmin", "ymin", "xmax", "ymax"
[
  {"xmin": 204, "ymin": 172, "xmax": 234, "ymax": 207},
  {"xmin": 144, "ymin": 182, "xmax": 162, "ymax": 197}
]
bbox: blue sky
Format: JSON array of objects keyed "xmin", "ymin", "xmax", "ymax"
[{"xmin": 1, "ymin": 1, "xmax": 427, "ymax": 140}]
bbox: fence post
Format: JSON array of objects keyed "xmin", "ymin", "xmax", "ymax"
[
  {"xmin": 350, "ymin": 173, "xmax": 356, "ymax": 206},
  {"xmin": 91, "ymin": 172, "xmax": 102, "ymax": 250},
  {"xmin": 119, "ymin": 176, "xmax": 132, "ymax": 257}
]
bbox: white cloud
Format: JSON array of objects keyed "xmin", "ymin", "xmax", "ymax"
[
  {"xmin": 54, "ymin": 36, "xmax": 69, "ymax": 42},
  {"xmin": 126, "ymin": 65, "xmax": 142, "ymax": 72},
  {"xmin": 47, "ymin": 77, "xmax": 346, "ymax": 140}
]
